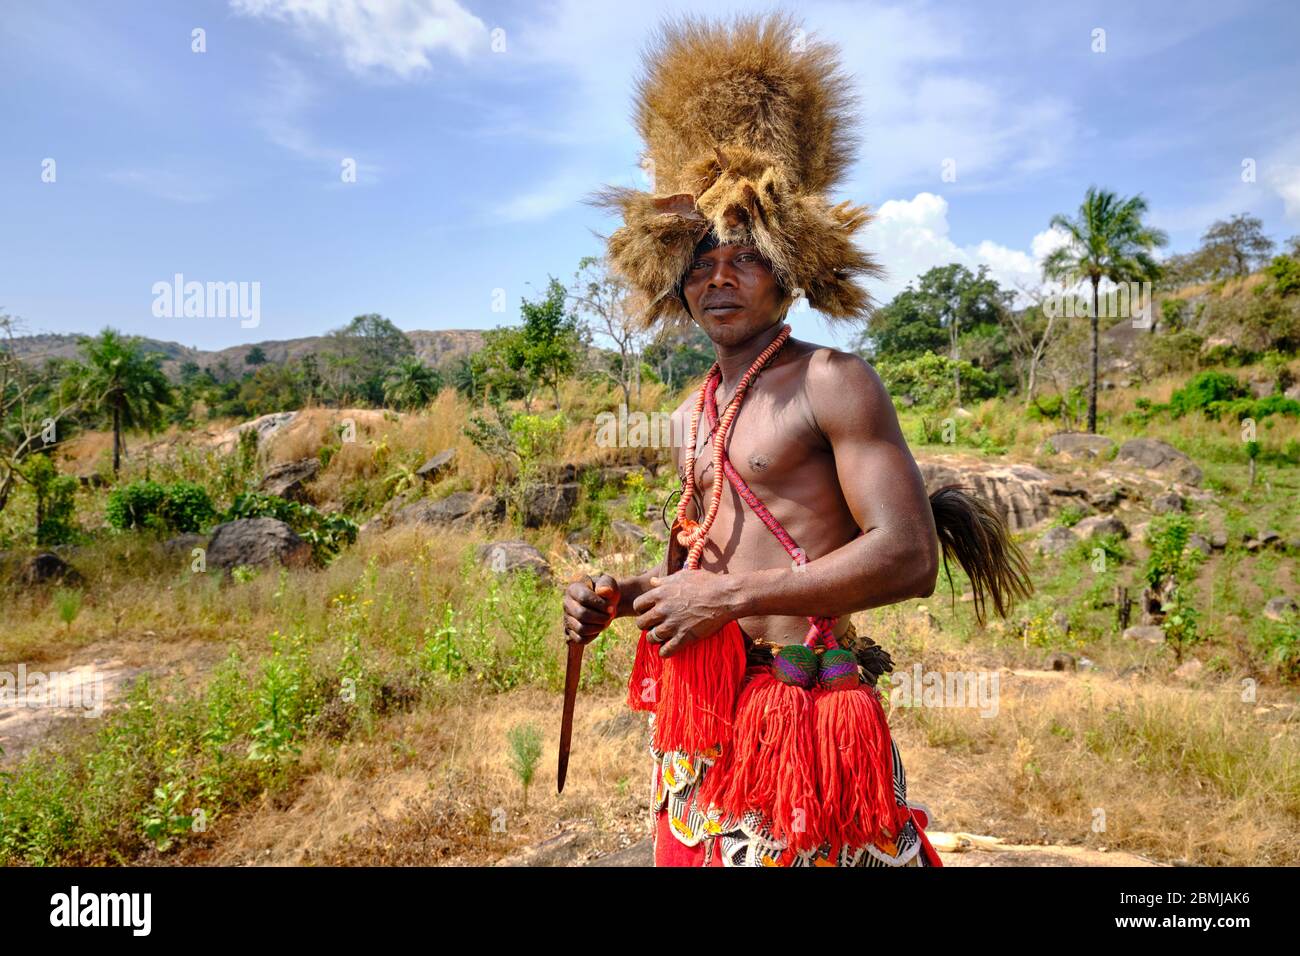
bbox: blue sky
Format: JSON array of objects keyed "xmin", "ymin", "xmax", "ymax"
[{"xmin": 2, "ymin": 0, "xmax": 1297, "ymax": 354}]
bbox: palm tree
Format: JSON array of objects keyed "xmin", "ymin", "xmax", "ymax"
[
  {"xmin": 382, "ymin": 356, "xmax": 442, "ymax": 410},
  {"xmin": 63, "ymin": 329, "xmax": 174, "ymax": 472},
  {"xmin": 1042, "ymin": 187, "xmax": 1167, "ymax": 432}
]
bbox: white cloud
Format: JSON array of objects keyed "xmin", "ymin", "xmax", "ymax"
[
  {"xmin": 1267, "ymin": 164, "xmax": 1300, "ymax": 221},
  {"xmin": 231, "ymin": 0, "xmax": 489, "ymax": 78},
  {"xmin": 489, "ymin": 171, "xmax": 596, "ymax": 224},
  {"xmin": 866, "ymin": 192, "xmax": 1069, "ymax": 303}
]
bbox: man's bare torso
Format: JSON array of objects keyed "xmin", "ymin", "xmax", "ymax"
[{"xmin": 671, "ymin": 337, "xmax": 859, "ymax": 646}]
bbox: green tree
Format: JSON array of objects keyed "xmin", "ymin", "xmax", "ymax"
[
  {"xmin": 62, "ymin": 328, "xmax": 174, "ymax": 472},
  {"xmin": 382, "ymin": 356, "xmax": 442, "ymax": 410},
  {"xmin": 1042, "ymin": 187, "xmax": 1168, "ymax": 432},
  {"xmin": 326, "ymin": 314, "xmax": 414, "ymax": 405},
  {"xmin": 518, "ymin": 278, "xmax": 585, "ymax": 410},
  {"xmin": 245, "ymin": 345, "xmax": 268, "ymax": 366}
]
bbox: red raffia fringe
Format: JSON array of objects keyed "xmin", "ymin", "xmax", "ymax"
[
  {"xmin": 699, "ymin": 670, "xmax": 822, "ymax": 852},
  {"xmin": 626, "ymin": 629, "xmax": 662, "ymax": 712},
  {"xmin": 812, "ymin": 684, "xmax": 906, "ymax": 852},
  {"xmin": 650, "ymin": 620, "xmax": 746, "ymax": 754}
]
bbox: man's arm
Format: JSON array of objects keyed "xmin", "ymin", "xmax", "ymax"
[
  {"xmin": 632, "ymin": 350, "xmax": 939, "ymax": 651},
  {"xmin": 732, "ymin": 349, "xmax": 939, "ymax": 619}
]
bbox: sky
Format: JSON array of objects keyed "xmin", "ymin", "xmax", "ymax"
[{"xmin": 1, "ymin": 0, "xmax": 1298, "ymax": 354}]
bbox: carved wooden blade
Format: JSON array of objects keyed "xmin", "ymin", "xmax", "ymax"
[{"xmin": 556, "ymin": 640, "xmax": 584, "ymax": 794}]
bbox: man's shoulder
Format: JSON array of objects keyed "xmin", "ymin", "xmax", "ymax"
[{"xmin": 796, "ymin": 341, "xmax": 884, "ymax": 391}]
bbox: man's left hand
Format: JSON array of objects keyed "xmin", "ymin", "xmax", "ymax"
[{"xmin": 631, "ymin": 570, "xmax": 744, "ymax": 657}]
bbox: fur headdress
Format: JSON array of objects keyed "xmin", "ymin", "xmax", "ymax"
[{"xmin": 591, "ymin": 11, "xmax": 883, "ymax": 330}]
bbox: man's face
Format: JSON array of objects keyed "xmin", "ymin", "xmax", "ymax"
[{"xmin": 680, "ymin": 240, "xmax": 790, "ymax": 345}]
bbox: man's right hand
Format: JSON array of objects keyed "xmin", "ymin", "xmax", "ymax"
[{"xmin": 563, "ymin": 573, "xmax": 620, "ymax": 645}]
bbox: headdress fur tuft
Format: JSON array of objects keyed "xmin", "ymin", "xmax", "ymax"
[{"xmin": 589, "ymin": 11, "xmax": 884, "ymax": 330}]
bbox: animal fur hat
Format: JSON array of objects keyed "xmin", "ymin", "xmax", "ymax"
[{"xmin": 591, "ymin": 11, "xmax": 883, "ymax": 330}]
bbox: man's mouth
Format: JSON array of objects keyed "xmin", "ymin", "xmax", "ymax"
[{"xmin": 703, "ymin": 299, "xmax": 744, "ymax": 316}]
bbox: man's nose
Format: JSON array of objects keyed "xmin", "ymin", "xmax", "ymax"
[{"xmin": 707, "ymin": 259, "xmax": 738, "ymax": 287}]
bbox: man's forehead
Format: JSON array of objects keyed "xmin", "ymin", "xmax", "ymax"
[{"xmin": 692, "ymin": 237, "xmax": 763, "ymax": 259}]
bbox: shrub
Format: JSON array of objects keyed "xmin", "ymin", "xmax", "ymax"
[
  {"xmin": 876, "ymin": 352, "xmax": 999, "ymax": 409},
  {"xmin": 223, "ymin": 492, "xmax": 357, "ymax": 563},
  {"xmin": 1166, "ymin": 371, "xmax": 1246, "ymax": 417},
  {"xmin": 1266, "ymin": 254, "xmax": 1300, "ymax": 297},
  {"xmin": 105, "ymin": 480, "xmax": 167, "ymax": 530},
  {"xmin": 158, "ymin": 481, "xmax": 215, "ymax": 533}
]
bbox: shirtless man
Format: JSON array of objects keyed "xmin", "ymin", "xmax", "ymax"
[{"xmin": 562, "ymin": 237, "xmax": 939, "ymax": 664}]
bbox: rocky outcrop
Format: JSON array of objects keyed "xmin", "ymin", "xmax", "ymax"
[
  {"xmin": 391, "ymin": 492, "xmax": 504, "ymax": 529},
  {"xmin": 520, "ymin": 483, "xmax": 580, "ymax": 528},
  {"xmin": 1115, "ymin": 439, "xmax": 1203, "ymax": 486},
  {"xmin": 415, "ymin": 449, "xmax": 457, "ymax": 483},
  {"xmin": 1038, "ymin": 526, "xmax": 1077, "ymax": 556},
  {"xmin": 1073, "ymin": 515, "xmax": 1129, "ymax": 540},
  {"xmin": 918, "ymin": 458, "xmax": 1054, "ymax": 531},
  {"xmin": 211, "ymin": 411, "xmax": 298, "ymax": 455},
  {"xmin": 257, "ymin": 457, "xmax": 320, "ymax": 502},
  {"xmin": 206, "ymin": 518, "xmax": 312, "ymax": 571},
  {"xmin": 1123, "ymin": 625, "xmax": 1166, "ymax": 644},
  {"xmin": 1151, "ymin": 492, "xmax": 1185, "ymax": 514},
  {"xmin": 17, "ymin": 551, "xmax": 83, "ymax": 586},
  {"xmin": 477, "ymin": 540, "xmax": 552, "ymax": 582},
  {"xmin": 1042, "ymin": 432, "xmax": 1116, "ymax": 460}
]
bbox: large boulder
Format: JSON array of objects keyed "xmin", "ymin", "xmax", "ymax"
[
  {"xmin": 477, "ymin": 540, "xmax": 552, "ymax": 583},
  {"xmin": 917, "ymin": 458, "xmax": 1054, "ymax": 531},
  {"xmin": 520, "ymin": 483, "xmax": 580, "ymax": 528},
  {"xmin": 206, "ymin": 518, "xmax": 312, "ymax": 571},
  {"xmin": 1042, "ymin": 432, "xmax": 1116, "ymax": 460},
  {"xmin": 1038, "ymin": 526, "xmax": 1078, "ymax": 556},
  {"xmin": 1073, "ymin": 515, "xmax": 1129, "ymax": 540},
  {"xmin": 392, "ymin": 492, "xmax": 504, "ymax": 529},
  {"xmin": 1115, "ymin": 439, "xmax": 1202, "ymax": 486},
  {"xmin": 211, "ymin": 410, "xmax": 298, "ymax": 455},
  {"xmin": 1151, "ymin": 492, "xmax": 1185, "ymax": 514},
  {"xmin": 257, "ymin": 457, "xmax": 320, "ymax": 502},
  {"xmin": 1263, "ymin": 596, "xmax": 1298, "ymax": 622},
  {"xmin": 415, "ymin": 449, "xmax": 457, "ymax": 483},
  {"xmin": 17, "ymin": 551, "xmax": 83, "ymax": 586}
]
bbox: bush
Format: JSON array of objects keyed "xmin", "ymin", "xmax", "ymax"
[
  {"xmin": 1266, "ymin": 255, "xmax": 1300, "ymax": 297},
  {"xmin": 876, "ymin": 352, "xmax": 999, "ymax": 409},
  {"xmin": 1166, "ymin": 371, "xmax": 1246, "ymax": 417},
  {"xmin": 105, "ymin": 480, "xmax": 167, "ymax": 530},
  {"xmin": 106, "ymin": 480, "xmax": 215, "ymax": 533}
]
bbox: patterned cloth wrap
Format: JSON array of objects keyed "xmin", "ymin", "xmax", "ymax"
[{"xmin": 647, "ymin": 623, "xmax": 935, "ymax": 867}]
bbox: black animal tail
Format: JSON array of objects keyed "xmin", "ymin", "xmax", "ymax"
[{"xmin": 929, "ymin": 484, "xmax": 1033, "ymax": 626}]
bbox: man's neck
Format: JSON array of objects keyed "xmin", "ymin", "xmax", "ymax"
[{"xmin": 713, "ymin": 320, "xmax": 788, "ymax": 394}]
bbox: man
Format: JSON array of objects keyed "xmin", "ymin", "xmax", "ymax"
[{"xmin": 563, "ymin": 12, "xmax": 1029, "ymax": 867}]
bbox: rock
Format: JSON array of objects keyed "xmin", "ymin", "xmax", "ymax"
[
  {"xmin": 1043, "ymin": 432, "xmax": 1116, "ymax": 460},
  {"xmin": 1173, "ymin": 659, "xmax": 1204, "ymax": 682},
  {"xmin": 1051, "ymin": 611, "xmax": 1071, "ymax": 635},
  {"xmin": 1263, "ymin": 596, "xmax": 1298, "ymax": 622},
  {"xmin": 212, "ymin": 410, "xmax": 298, "ymax": 455},
  {"xmin": 1073, "ymin": 515, "xmax": 1129, "ymax": 539},
  {"xmin": 587, "ymin": 837, "xmax": 654, "ymax": 867},
  {"xmin": 1115, "ymin": 439, "xmax": 1202, "ymax": 486},
  {"xmin": 918, "ymin": 459, "xmax": 1054, "ymax": 530},
  {"xmin": 257, "ymin": 457, "xmax": 319, "ymax": 502},
  {"xmin": 477, "ymin": 540, "xmax": 552, "ymax": 583},
  {"xmin": 599, "ymin": 465, "xmax": 640, "ymax": 486},
  {"xmin": 162, "ymin": 533, "xmax": 207, "ymax": 556},
  {"xmin": 1247, "ymin": 378, "xmax": 1274, "ymax": 399},
  {"xmin": 609, "ymin": 520, "xmax": 649, "ymax": 546},
  {"xmin": 565, "ymin": 529, "xmax": 594, "ymax": 562},
  {"xmin": 1046, "ymin": 651, "xmax": 1076, "ymax": 672},
  {"xmin": 415, "ymin": 449, "xmax": 457, "ymax": 483},
  {"xmin": 17, "ymin": 551, "xmax": 83, "ymax": 586},
  {"xmin": 1259, "ymin": 529, "xmax": 1282, "ymax": 549},
  {"xmin": 494, "ymin": 830, "xmax": 597, "ymax": 867},
  {"xmin": 392, "ymin": 492, "xmax": 503, "ymax": 529},
  {"xmin": 1209, "ymin": 531, "xmax": 1228, "ymax": 550},
  {"xmin": 1038, "ymin": 525, "xmax": 1078, "ymax": 556},
  {"xmin": 1187, "ymin": 533, "xmax": 1213, "ymax": 557},
  {"xmin": 1089, "ymin": 489, "xmax": 1122, "ymax": 511},
  {"xmin": 520, "ymin": 483, "xmax": 580, "ymax": 528},
  {"xmin": 1151, "ymin": 492, "xmax": 1184, "ymax": 514},
  {"xmin": 358, "ymin": 491, "xmax": 416, "ymax": 535},
  {"xmin": 1123, "ymin": 625, "xmax": 1166, "ymax": 644},
  {"xmin": 206, "ymin": 518, "xmax": 312, "ymax": 571}
]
